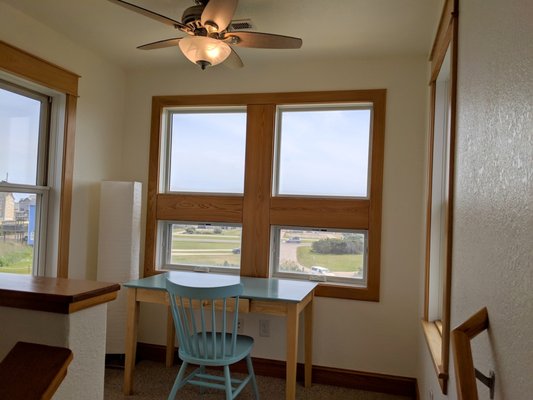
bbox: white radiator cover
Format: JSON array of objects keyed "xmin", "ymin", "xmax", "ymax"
[{"xmin": 97, "ymin": 181, "xmax": 141, "ymax": 354}]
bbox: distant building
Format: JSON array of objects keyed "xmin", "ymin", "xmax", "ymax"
[
  {"xmin": 17, "ymin": 195, "xmax": 36, "ymax": 212},
  {"xmin": 0, "ymin": 192, "xmax": 15, "ymax": 221}
]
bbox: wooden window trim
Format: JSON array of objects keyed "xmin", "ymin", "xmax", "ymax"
[
  {"xmin": 144, "ymin": 89, "xmax": 386, "ymax": 301},
  {"xmin": 0, "ymin": 40, "xmax": 79, "ymax": 278},
  {"xmin": 422, "ymin": 0, "xmax": 458, "ymax": 394}
]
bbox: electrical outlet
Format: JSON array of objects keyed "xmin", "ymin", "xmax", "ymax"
[
  {"xmin": 259, "ymin": 319, "xmax": 270, "ymax": 337},
  {"xmin": 237, "ymin": 318, "xmax": 244, "ymax": 333}
]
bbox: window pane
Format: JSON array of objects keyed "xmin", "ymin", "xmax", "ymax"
[
  {"xmin": 0, "ymin": 192, "xmax": 38, "ymax": 275},
  {"xmin": 276, "ymin": 106, "xmax": 371, "ymax": 197},
  {"xmin": 275, "ymin": 228, "xmax": 366, "ymax": 281},
  {"xmin": 169, "ymin": 111, "xmax": 246, "ymax": 193},
  {"xmin": 0, "ymin": 87, "xmax": 43, "ymax": 185},
  {"xmin": 167, "ymin": 223, "xmax": 242, "ymax": 270}
]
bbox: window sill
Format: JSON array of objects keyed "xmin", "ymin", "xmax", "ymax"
[
  {"xmin": 421, "ymin": 319, "xmax": 448, "ymax": 392},
  {"xmin": 315, "ymin": 282, "xmax": 379, "ymax": 301}
]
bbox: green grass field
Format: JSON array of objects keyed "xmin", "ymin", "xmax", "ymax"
[
  {"xmin": 0, "ymin": 241, "xmax": 33, "ymax": 275},
  {"xmin": 171, "ymin": 232, "xmax": 241, "ymax": 267},
  {"xmin": 171, "ymin": 253, "xmax": 240, "ymax": 267},
  {"xmin": 172, "ymin": 240, "xmax": 239, "ymax": 250},
  {"xmin": 296, "ymin": 246, "xmax": 363, "ymax": 273}
]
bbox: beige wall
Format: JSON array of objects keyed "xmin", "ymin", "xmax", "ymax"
[
  {"xmin": 0, "ymin": 3, "xmax": 126, "ymax": 279},
  {"xmin": 124, "ymin": 56, "xmax": 428, "ymax": 376},
  {"xmin": 1, "ymin": 0, "xmax": 440, "ymax": 381},
  {"xmin": 417, "ymin": 0, "xmax": 533, "ymax": 398}
]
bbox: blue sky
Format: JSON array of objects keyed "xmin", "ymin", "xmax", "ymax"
[
  {"xmin": 277, "ymin": 108, "xmax": 370, "ymax": 197},
  {"xmin": 170, "ymin": 111, "xmax": 247, "ymax": 193},
  {"xmin": 170, "ymin": 107, "xmax": 371, "ymax": 197},
  {"xmin": 0, "ymin": 87, "xmax": 40, "ymax": 186}
]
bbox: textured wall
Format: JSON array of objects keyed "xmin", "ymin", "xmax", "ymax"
[{"xmin": 418, "ymin": 0, "xmax": 533, "ymax": 398}]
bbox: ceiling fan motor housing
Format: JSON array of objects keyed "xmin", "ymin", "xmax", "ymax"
[{"xmin": 182, "ymin": 5, "xmax": 204, "ymax": 30}]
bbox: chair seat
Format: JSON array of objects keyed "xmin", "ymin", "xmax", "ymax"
[{"xmin": 180, "ymin": 333, "xmax": 254, "ymax": 366}]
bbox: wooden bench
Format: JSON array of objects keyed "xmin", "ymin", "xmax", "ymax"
[{"xmin": 0, "ymin": 342, "xmax": 73, "ymax": 400}]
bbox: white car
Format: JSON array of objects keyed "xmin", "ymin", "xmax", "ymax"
[{"xmin": 311, "ymin": 266, "xmax": 330, "ymax": 275}]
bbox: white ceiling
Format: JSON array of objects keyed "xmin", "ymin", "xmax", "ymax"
[{"xmin": 3, "ymin": 0, "xmax": 441, "ymax": 69}]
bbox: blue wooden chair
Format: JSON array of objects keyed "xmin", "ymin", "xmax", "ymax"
[{"xmin": 166, "ymin": 278, "xmax": 260, "ymax": 400}]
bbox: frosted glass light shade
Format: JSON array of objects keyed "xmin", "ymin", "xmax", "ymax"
[{"xmin": 179, "ymin": 36, "xmax": 231, "ymax": 68}]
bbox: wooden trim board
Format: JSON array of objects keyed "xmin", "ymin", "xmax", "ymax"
[{"xmin": 135, "ymin": 342, "xmax": 418, "ymax": 398}]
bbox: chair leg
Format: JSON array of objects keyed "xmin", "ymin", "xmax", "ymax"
[
  {"xmin": 224, "ymin": 365, "xmax": 233, "ymax": 400},
  {"xmin": 246, "ymin": 355, "xmax": 260, "ymax": 399},
  {"xmin": 168, "ymin": 361, "xmax": 188, "ymax": 400},
  {"xmin": 199, "ymin": 365, "xmax": 206, "ymax": 394}
]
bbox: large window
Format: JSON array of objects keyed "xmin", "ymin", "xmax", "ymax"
[
  {"xmin": 145, "ymin": 90, "xmax": 386, "ymax": 301},
  {"xmin": 0, "ymin": 82, "xmax": 50, "ymax": 275},
  {"xmin": 0, "ymin": 40, "xmax": 79, "ymax": 277}
]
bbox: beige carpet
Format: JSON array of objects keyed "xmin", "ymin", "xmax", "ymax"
[{"xmin": 104, "ymin": 361, "xmax": 412, "ymax": 400}]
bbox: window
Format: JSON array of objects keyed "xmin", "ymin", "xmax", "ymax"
[
  {"xmin": 0, "ymin": 81, "xmax": 50, "ymax": 275},
  {"xmin": 275, "ymin": 105, "xmax": 371, "ymax": 198},
  {"xmin": 422, "ymin": 0, "xmax": 458, "ymax": 393},
  {"xmin": 145, "ymin": 90, "xmax": 385, "ymax": 301},
  {"xmin": 272, "ymin": 227, "xmax": 367, "ymax": 285},
  {"xmin": 160, "ymin": 222, "xmax": 242, "ymax": 272},
  {"xmin": 166, "ymin": 109, "xmax": 247, "ymax": 194},
  {"xmin": 0, "ymin": 40, "xmax": 79, "ymax": 277},
  {"xmin": 270, "ymin": 104, "xmax": 372, "ymax": 285}
]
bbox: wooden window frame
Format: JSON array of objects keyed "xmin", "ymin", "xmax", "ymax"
[
  {"xmin": 0, "ymin": 40, "xmax": 79, "ymax": 278},
  {"xmin": 144, "ymin": 89, "xmax": 386, "ymax": 301},
  {"xmin": 421, "ymin": 0, "xmax": 458, "ymax": 394}
]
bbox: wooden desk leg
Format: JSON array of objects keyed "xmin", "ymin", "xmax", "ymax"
[
  {"xmin": 124, "ymin": 288, "xmax": 139, "ymax": 395},
  {"xmin": 286, "ymin": 303, "xmax": 299, "ymax": 400},
  {"xmin": 166, "ymin": 306, "xmax": 176, "ymax": 367},
  {"xmin": 304, "ymin": 296, "xmax": 313, "ymax": 388}
]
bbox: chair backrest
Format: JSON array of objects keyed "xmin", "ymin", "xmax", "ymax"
[{"xmin": 166, "ymin": 278, "xmax": 243, "ymax": 361}]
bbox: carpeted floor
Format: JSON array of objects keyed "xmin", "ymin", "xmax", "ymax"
[{"xmin": 104, "ymin": 361, "xmax": 412, "ymax": 400}]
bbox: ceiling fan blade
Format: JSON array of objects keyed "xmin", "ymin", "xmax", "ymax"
[
  {"xmin": 201, "ymin": 0, "xmax": 238, "ymax": 32},
  {"xmin": 223, "ymin": 48, "xmax": 244, "ymax": 69},
  {"xmin": 107, "ymin": 0, "xmax": 187, "ymax": 30},
  {"xmin": 223, "ymin": 31, "xmax": 302, "ymax": 49},
  {"xmin": 137, "ymin": 38, "xmax": 183, "ymax": 50}
]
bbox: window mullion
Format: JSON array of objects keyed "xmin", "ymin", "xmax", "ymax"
[{"xmin": 241, "ymin": 104, "xmax": 276, "ymax": 278}]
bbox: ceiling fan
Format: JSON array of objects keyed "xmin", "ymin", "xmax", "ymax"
[{"xmin": 107, "ymin": 0, "xmax": 303, "ymax": 69}]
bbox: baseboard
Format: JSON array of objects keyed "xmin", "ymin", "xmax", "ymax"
[{"xmin": 135, "ymin": 342, "xmax": 418, "ymax": 398}]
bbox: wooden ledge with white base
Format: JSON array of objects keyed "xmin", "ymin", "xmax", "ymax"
[{"xmin": 0, "ymin": 275, "xmax": 120, "ymax": 400}]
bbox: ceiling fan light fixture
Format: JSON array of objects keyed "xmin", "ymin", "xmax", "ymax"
[{"xmin": 178, "ymin": 36, "xmax": 231, "ymax": 69}]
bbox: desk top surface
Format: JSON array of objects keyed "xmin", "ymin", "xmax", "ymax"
[{"xmin": 124, "ymin": 271, "xmax": 317, "ymax": 303}]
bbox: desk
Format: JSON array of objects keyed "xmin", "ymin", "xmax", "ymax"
[{"xmin": 123, "ymin": 271, "xmax": 317, "ymax": 400}]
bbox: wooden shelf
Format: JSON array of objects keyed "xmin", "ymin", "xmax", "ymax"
[{"xmin": 0, "ymin": 341, "xmax": 73, "ymax": 400}]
